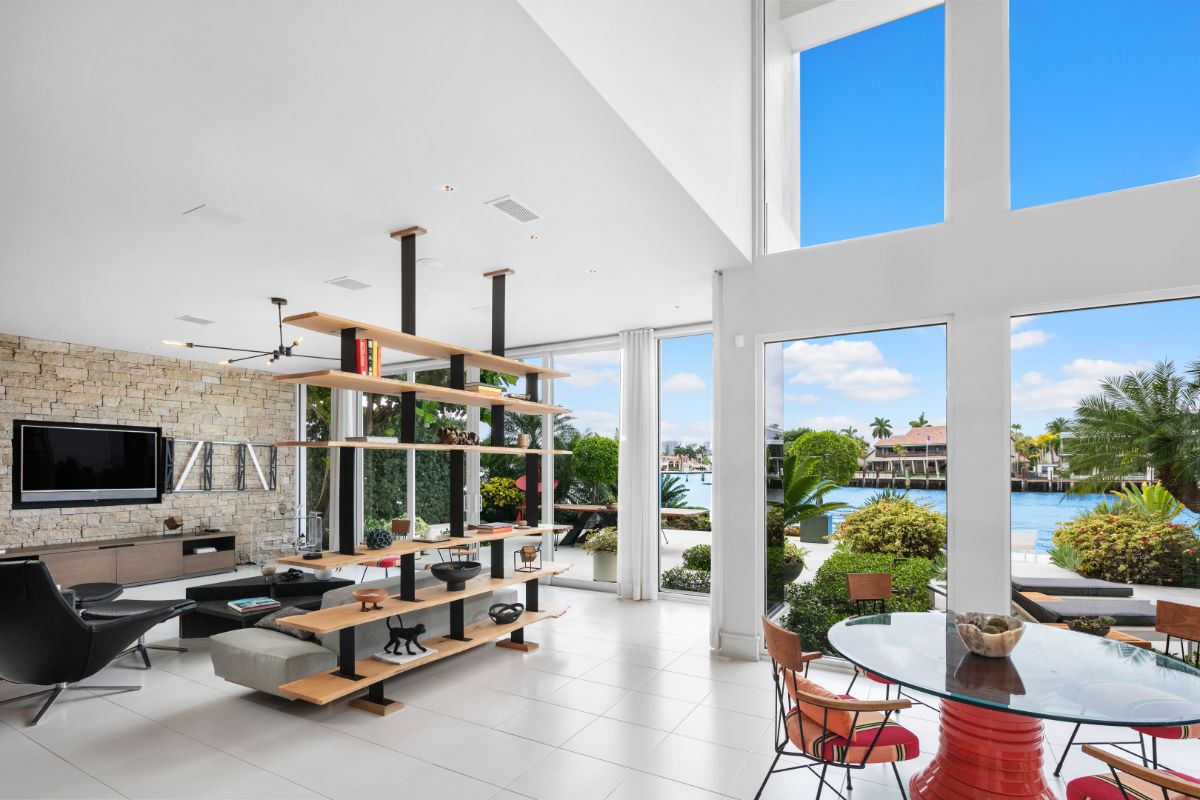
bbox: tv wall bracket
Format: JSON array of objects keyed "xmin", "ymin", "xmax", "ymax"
[{"xmin": 165, "ymin": 438, "xmax": 277, "ymax": 493}]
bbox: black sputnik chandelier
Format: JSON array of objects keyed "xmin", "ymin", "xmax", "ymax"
[{"xmin": 162, "ymin": 297, "xmax": 339, "ymax": 366}]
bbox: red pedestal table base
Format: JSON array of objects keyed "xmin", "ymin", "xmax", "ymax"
[{"xmin": 910, "ymin": 699, "xmax": 1056, "ymax": 799}]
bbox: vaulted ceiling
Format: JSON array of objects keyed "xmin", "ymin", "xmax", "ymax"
[{"xmin": 0, "ymin": 0, "xmax": 749, "ymax": 369}]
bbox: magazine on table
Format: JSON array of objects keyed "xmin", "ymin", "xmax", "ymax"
[{"xmin": 227, "ymin": 597, "xmax": 280, "ymax": 613}]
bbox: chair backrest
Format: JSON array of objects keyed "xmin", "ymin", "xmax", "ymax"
[
  {"xmin": 0, "ymin": 561, "xmax": 91, "ymax": 685},
  {"xmin": 762, "ymin": 615, "xmax": 813, "ymax": 674},
  {"xmin": 1156, "ymin": 600, "xmax": 1200, "ymax": 642},
  {"xmin": 1011, "ymin": 530, "xmax": 1037, "ymax": 549},
  {"xmin": 1081, "ymin": 745, "xmax": 1200, "ymax": 799},
  {"xmin": 846, "ymin": 572, "xmax": 892, "ymax": 602}
]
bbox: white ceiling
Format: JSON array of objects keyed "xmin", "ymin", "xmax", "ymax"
[{"xmin": 0, "ymin": 0, "xmax": 747, "ymax": 371}]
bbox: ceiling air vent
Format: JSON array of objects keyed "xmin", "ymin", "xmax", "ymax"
[
  {"xmin": 176, "ymin": 315, "xmax": 214, "ymax": 325},
  {"xmin": 485, "ymin": 195, "xmax": 541, "ymax": 224},
  {"xmin": 325, "ymin": 276, "xmax": 372, "ymax": 291}
]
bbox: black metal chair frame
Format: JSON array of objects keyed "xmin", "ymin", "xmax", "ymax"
[
  {"xmin": 843, "ymin": 596, "xmax": 932, "ymax": 713},
  {"xmin": 756, "ymin": 655, "xmax": 911, "ymax": 800}
]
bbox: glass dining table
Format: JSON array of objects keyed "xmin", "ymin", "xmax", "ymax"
[{"xmin": 828, "ymin": 611, "xmax": 1200, "ymax": 800}]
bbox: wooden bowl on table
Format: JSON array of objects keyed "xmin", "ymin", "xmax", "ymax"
[
  {"xmin": 955, "ymin": 612, "xmax": 1025, "ymax": 658},
  {"xmin": 353, "ymin": 588, "xmax": 389, "ymax": 612}
]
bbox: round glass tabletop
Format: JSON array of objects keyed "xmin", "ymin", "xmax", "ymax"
[{"xmin": 827, "ymin": 611, "xmax": 1200, "ymax": 727}]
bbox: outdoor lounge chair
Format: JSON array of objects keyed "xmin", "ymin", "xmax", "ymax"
[
  {"xmin": 1011, "ymin": 576, "xmax": 1134, "ymax": 598},
  {"xmin": 1012, "ymin": 591, "xmax": 1157, "ymax": 626},
  {"xmin": 1012, "ymin": 530, "xmax": 1038, "ymax": 561}
]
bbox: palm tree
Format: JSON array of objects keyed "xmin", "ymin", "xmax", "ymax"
[
  {"xmin": 660, "ymin": 474, "xmax": 689, "ymax": 508},
  {"xmin": 1068, "ymin": 360, "xmax": 1200, "ymax": 512},
  {"xmin": 909, "ymin": 412, "xmax": 930, "ymax": 428},
  {"xmin": 774, "ymin": 454, "xmax": 850, "ymax": 526},
  {"xmin": 871, "ymin": 417, "xmax": 892, "ymax": 440},
  {"xmin": 840, "ymin": 426, "xmax": 859, "ymax": 439},
  {"xmin": 1046, "ymin": 417, "xmax": 1069, "ymax": 435}
]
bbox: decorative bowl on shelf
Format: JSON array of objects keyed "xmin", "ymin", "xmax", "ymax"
[
  {"xmin": 430, "ymin": 560, "xmax": 482, "ymax": 591},
  {"xmin": 488, "ymin": 602, "xmax": 525, "ymax": 625},
  {"xmin": 1067, "ymin": 616, "xmax": 1115, "ymax": 637},
  {"xmin": 955, "ymin": 612, "xmax": 1025, "ymax": 658},
  {"xmin": 352, "ymin": 588, "xmax": 389, "ymax": 612}
]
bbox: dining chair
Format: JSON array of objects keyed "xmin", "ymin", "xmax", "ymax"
[
  {"xmin": 359, "ymin": 556, "xmax": 399, "ymax": 582},
  {"xmin": 843, "ymin": 573, "xmax": 926, "ymax": 709},
  {"xmin": 1066, "ymin": 744, "xmax": 1200, "ymax": 799},
  {"xmin": 757, "ymin": 616, "xmax": 919, "ymax": 800},
  {"xmin": 1054, "ymin": 692, "xmax": 1199, "ymax": 776},
  {"xmin": 1157, "ymin": 600, "xmax": 1200, "ymax": 664}
]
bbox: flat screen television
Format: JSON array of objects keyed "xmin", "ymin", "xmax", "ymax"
[{"xmin": 13, "ymin": 420, "xmax": 162, "ymax": 508}]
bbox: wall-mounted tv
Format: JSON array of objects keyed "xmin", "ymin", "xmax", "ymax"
[{"xmin": 13, "ymin": 420, "xmax": 162, "ymax": 509}]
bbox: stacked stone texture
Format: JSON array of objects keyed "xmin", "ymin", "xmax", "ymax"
[{"xmin": 0, "ymin": 333, "xmax": 296, "ymax": 561}]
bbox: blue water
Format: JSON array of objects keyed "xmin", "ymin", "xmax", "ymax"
[{"xmin": 670, "ymin": 475, "xmax": 1199, "ymax": 553}]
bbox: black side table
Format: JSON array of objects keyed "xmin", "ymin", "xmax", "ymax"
[{"xmin": 181, "ymin": 573, "xmax": 352, "ymax": 638}]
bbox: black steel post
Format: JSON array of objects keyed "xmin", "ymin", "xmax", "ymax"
[
  {"xmin": 400, "ymin": 553, "xmax": 417, "ymax": 602},
  {"xmin": 448, "ymin": 599, "xmax": 469, "ymax": 641},
  {"xmin": 335, "ymin": 628, "xmax": 364, "ymax": 680},
  {"xmin": 339, "ymin": 328, "xmax": 358, "ymax": 556},
  {"xmin": 490, "ymin": 271, "xmax": 506, "ymax": 446},
  {"xmin": 449, "ymin": 354, "xmax": 466, "ymax": 538},
  {"xmin": 491, "ymin": 537, "xmax": 505, "ymax": 580},
  {"xmin": 510, "ymin": 626, "xmax": 526, "ymax": 645},
  {"xmin": 525, "ymin": 577, "xmax": 539, "ymax": 613},
  {"xmin": 401, "ymin": 234, "xmax": 416, "ymax": 335},
  {"xmin": 365, "ymin": 681, "xmax": 394, "ymax": 707},
  {"xmin": 524, "ymin": 371, "xmax": 540, "ymax": 527}
]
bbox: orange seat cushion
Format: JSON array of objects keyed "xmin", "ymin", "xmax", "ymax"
[
  {"xmin": 1067, "ymin": 769, "xmax": 1200, "ymax": 800},
  {"xmin": 1131, "ymin": 723, "xmax": 1199, "ymax": 740},
  {"xmin": 781, "ymin": 671, "xmax": 854, "ymax": 738},
  {"xmin": 785, "ymin": 707, "xmax": 919, "ymax": 765}
]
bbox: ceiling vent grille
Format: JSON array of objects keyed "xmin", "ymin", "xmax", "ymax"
[
  {"xmin": 486, "ymin": 195, "xmax": 541, "ymax": 224},
  {"xmin": 325, "ymin": 276, "xmax": 372, "ymax": 291},
  {"xmin": 176, "ymin": 315, "xmax": 214, "ymax": 325}
]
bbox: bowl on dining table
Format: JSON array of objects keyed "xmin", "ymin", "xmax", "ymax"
[{"xmin": 955, "ymin": 612, "xmax": 1025, "ymax": 658}]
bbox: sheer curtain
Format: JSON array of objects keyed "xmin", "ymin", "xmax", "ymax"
[{"xmin": 617, "ymin": 328, "xmax": 659, "ymax": 601}]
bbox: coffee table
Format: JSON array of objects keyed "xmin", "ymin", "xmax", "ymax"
[{"xmin": 180, "ymin": 573, "xmax": 352, "ymax": 638}]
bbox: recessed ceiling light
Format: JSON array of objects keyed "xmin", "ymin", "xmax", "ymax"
[
  {"xmin": 527, "ymin": 234, "xmax": 539, "ymax": 241},
  {"xmin": 440, "ymin": 185, "xmax": 456, "ymax": 193},
  {"xmin": 176, "ymin": 315, "xmax": 214, "ymax": 325},
  {"xmin": 326, "ymin": 276, "xmax": 372, "ymax": 291},
  {"xmin": 417, "ymin": 258, "xmax": 444, "ymax": 269},
  {"xmin": 588, "ymin": 268, "xmax": 598, "ymax": 275}
]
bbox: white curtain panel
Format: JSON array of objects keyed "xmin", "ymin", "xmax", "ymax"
[{"xmin": 617, "ymin": 327, "xmax": 659, "ymax": 601}]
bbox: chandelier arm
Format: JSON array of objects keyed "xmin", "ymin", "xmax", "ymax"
[
  {"xmin": 226, "ymin": 352, "xmax": 272, "ymax": 365},
  {"xmin": 187, "ymin": 344, "xmax": 275, "ymax": 355}
]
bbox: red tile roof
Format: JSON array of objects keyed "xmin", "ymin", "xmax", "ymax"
[{"xmin": 876, "ymin": 425, "xmax": 947, "ymax": 447}]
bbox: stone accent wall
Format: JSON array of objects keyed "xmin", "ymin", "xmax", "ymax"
[{"xmin": 0, "ymin": 333, "xmax": 296, "ymax": 561}]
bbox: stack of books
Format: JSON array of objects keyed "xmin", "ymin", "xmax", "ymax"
[
  {"xmin": 227, "ymin": 597, "xmax": 280, "ymax": 614},
  {"xmin": 469, "ymin": 522, "xmax": 514, "ymax": 534},
  {"xmin": 464, "ymin": 382, "xmax": 503, "ymax": 397},
  {"xmin": 355, "ymin": 339, "xmax": 382, "ymax": 377}
]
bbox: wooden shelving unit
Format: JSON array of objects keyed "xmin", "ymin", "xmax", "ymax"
[
  {"xmin": 281, "ymin": 310, "xmax": 570, "ymax": 379},
  {"xmin": 273, "ymin": 370, "xmax": 567, "ymax": 415},
  {"xmin": 279, "ymin": 605, "xmax": 567, "ymax": 706},
  {"xmin": 274, "ymin": 526, "xmax": 567, "ymax": 571},
  {"xmin": 276, "ymin": 440, "xmax": 570, "ymax": 456},
  {"xmin": 273, "ymin": 227, "xmax": 573, "ymax": 714},
  {"xmin": 277, "ymin": 562, "xmax": 570, "ymax": 634}
]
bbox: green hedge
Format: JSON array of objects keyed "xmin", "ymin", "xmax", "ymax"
[
  {"xmin": 781, "ymin": 551, "xmax": 937, "ymax": 654},
  {"xmin": 662, "ymin": 512, "xmax": 712, "ymax": 531},
  {"xmin": 833, "ymin": 498, "xmax": 946, "ymax": 559},
  {"xmin": 661, "ymin": 566, "xmax": 711, "ymax": 593},
  {"xmin": 1051, "ymin": 510, "xmax": 1200, "ymax": 585}
]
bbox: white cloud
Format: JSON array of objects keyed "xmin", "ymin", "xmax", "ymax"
[
  {"xmin": 662, "ymin": 371, "xmax": 705, "ymax": 393},
  {"xmin": 556, "ymin": 351, "xmax": 621, "ymax": 388},
  {"xmin": 570, "ymin": 409, "xmax": 618, "ymax": 433},
  {"xmin": 1010, "ymin": 316, "xmax": 1039, "ymax": 331},
  {"xmin": 784, "ymin": 392, "xmax": 820, "ymax": 406},
  {"xmin": 1013, "ymin": 358, "xmax": 1153, "ymax": 414},
  {"xmin": 661, "ymin": 419, "xmax": 712, "ymax": 444},
  {"xmin": 1011, "ymin": 329, "xmax": 1051, "ymax": 350},
  {"xmin": 783, "ymin": 339, "xmax": 918, "ymax": 402},
  {"xmin": 795, "ymin": 415, "xmax": 861, "ymax": 433}
]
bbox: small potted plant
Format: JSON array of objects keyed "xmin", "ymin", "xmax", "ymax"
[
  {"xmin": 582, "ymin": 526, "xmax": 618, "ymax": 582},
  {"xmin": 1067, "ymin": 615, "xmax": 1116, "ymax": 637}
]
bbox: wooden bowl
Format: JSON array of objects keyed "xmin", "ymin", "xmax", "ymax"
[
  {"xmin": 955, "ymin": 612, "xmax": 1025, "ymax": 658},
  {"xmin": 352, "ymin": 588, "xmax": 389, "ymax": 612}
]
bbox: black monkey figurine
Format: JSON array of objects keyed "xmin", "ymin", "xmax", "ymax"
[{"xmin": 384, "ymin": 615, "xmax": 427, "ymax": 656}]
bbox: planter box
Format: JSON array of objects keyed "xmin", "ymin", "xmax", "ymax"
[
  {"xmin": 593, "ymin": 550, "xmax": 617, "ymax": 582},
  {"xmin": 798, "ymin": 514, "xmax": 832, "ymax": 544}
]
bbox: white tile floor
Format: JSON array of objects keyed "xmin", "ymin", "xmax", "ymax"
[{"xmin": 1, "ymin": 570, "xmax": 1196, "ymax": 799}]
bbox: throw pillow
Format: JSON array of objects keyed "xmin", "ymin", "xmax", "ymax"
[
  {"xmin": 782, "ymin": 671, "xmax": 854, "ymax": 739},
  {"xmin": 255, "ymin": 607, "xmax": 316, "ymax": 641}
]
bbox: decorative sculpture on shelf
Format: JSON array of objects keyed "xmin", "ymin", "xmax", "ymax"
[
  {"xmin": 437, "ymin": 428, "xmax": 479, "ymax": 446},
  {"xmin": 488, "ymin": 602, "xmax": 525, "ymax": 625},
  {"xmin": 384, "ymin": 616, "xmax": 427, "ymax": 656},
  {"xmin": 513, "ymin": 544, "xmax": 541, "ymax": 573},
  {"xmin": 364, "ymin": 527, "xmax": 393, "ymax": 550}
]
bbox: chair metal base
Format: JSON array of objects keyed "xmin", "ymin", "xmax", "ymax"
[
  {"xmin": 754, "ymin": 753, "xmax": 908, "ymax": 800},
  {"xmin": 0, "ymin": 682, "xmax": 140, "ymax": 726},
  {"xmin": 118, "ymin": 635, "xmax": 188, "ymax": 669}
]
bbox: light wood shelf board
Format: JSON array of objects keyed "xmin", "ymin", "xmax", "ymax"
[
  {"xmin": 274, "ymin": 527, "xmax": 567, "ymax": 571},
  {"xmin": 278, "ymin": 605, "xmax": 566, "ymax": 705},
  {"xmin": 281, "ymin": 311, "xmax": 569, "ymax": 379},
  {"xmin": 276, "ymin": 562, "xmax": 571, "ymax": 633},
  {"xmin": 275, "ymin": 440, "xmax": 570, "ymax": 456},
  {"xmin": 273, "ymin": 370, "xmax": 566, "ymax": 415}
]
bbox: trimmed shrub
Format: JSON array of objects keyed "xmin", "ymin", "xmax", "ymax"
[
  {"xmin": 834, "ymin": 498, "xmax": 946, "ymax": 559},
  {"xmin": 480, "ymin": 476, "xmax": 522, "ymax": 519},
  {"xmin": 781, "ymin": 551, "xmax": 938, "ymax": 654},
  {"xmin": 582, "ymin": 526, "xmax": 618, "ymax": 553},
  {"xmin": 682, "ymin": 544, "xmax": 712, "ymax": 571},
  {"xmin": 662, "ymin": 512, "xmax": 712, "ymax": 532},
  {"xmin": 1051, "ymin": 511, "xmax": 1200, "ymax": 585},
  {"xmin": 661, "ymin": 566, "xmax": 711, "ymax": 593}
]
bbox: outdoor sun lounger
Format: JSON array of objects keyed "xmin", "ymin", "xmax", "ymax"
[
  {"xmin": 1012, "ymin": 590, "xmax": 1157, "ymax": 626},
  {"xmin": 1011, "ymin": 576, "xmax": 1134, "ymax": 598}
]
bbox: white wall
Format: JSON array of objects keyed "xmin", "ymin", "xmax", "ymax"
[
  {"xmin": 712, "ymin": 0, "xmax": 1200, "ymax": 658},
  {"xmin": 518, "ymin": 0, "xmax": 753, "ymax": 260}
]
